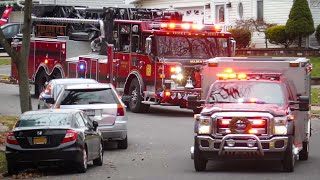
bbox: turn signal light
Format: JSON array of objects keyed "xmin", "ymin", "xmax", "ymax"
[
  {"xmin": 6, "ymin": 132, "xmax": 19, "ymax": 145},
  {"xmin": 62, "ymin": 130, "xmax": 77, "ymax": 143},
  {"xmin": 249, "ymin": 129, "xmax": 258, "ymax": 134},
  {"xmin": 165, "ymin": 91, "xmax": 171, "ymax": 97}
]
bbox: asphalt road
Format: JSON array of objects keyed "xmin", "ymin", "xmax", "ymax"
[{"xmin": 1, "ymin": 82, "xmax": 320, "ymax": 180}]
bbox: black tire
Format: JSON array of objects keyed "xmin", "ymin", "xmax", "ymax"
[
  {"xmin": 194, "ymin": 138, "xmax": 207, "ymax": 172},
  {"xmin": 78, "ymin": 148, "xmax": 88, "ymax": 173},
  {"xmin": 128, "ymin": 78, "xmax": 147, "ymax": 113},
  {"xmin": 93, "ymin": 142, "xmax": 103, "ymax": 166},
  {"xmin": 282, "ymin": 136, "xmax": 295, "ymax": 172},
  {"xmin": 35, "ymin": 70, "xmax": 49, "ymax": 97},
  {"xmin": 7, "ymin": 162, "xmax": 18, "ymax": 175},
  {"xmin": 118, "ymin": 136, "xmax": 128, "ymax": 149},
  {"xmin": 299, "ymin": 141, "xmax": 309, "ymax": 161}
]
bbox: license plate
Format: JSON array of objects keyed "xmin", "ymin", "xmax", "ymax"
[
  {"xmin": 33, "ymin": 137, "xmax": 47, "ymax": 145},
  {"xmin": 85, "ymin": 110, "xmax": 95, "ymax": 116}
]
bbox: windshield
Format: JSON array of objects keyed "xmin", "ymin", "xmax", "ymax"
[
  {"xmin": 60, "ymin": 88, "xmax": 117, "ymax": 105},
  {"xmin": 157, "ymin": 35, "xmax": 229, "ymax": 59},
  {"xmin": 16, "ymin": 113, "xmax": 71, "ymax": 127},
  {"xmin": 207, "ymin": 81, "xmax": 286, "ymax": 106}
]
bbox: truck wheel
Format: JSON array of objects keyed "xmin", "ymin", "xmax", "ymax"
[
  {"xmin": 128, "ymin": 78, "xmax": 146, "ymax": 113},
  {"xmin": 194, "ymin": 138, "xmax": 207, "ymax": 171},
  {"xmin": 282, "ymin": 136, "xmax": 295, "ymax": 172},
  {"xmin": 35, "ymin": 71, "xmax": 49, "ymax": 97},
  {"xmin": 299, "ymin": 141, "xmax": 309, "ymax": 161}
]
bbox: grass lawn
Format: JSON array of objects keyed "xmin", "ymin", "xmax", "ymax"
[
  {"xmin": 0, "ymin": 116, "xmax": 17, "ymax": 174},
  {"xmin": 0, "ymin": 58, "xmax": 11, "ymax": 66},
  {"xmin": 311, "ymin": 88, "xmax": 320, "ymax": 106},
  {"xmin": 310, "ymin": 57, "xmax": 320, "ymax": 78}
]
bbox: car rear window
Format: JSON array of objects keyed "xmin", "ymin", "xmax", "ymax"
[
  {"xmin": 60, "ymin": 88, "xmax": 118, "ymax": 105},
  {"xmin": 16, "ymin": 113, "xmax": 71, "ymax": 127}
]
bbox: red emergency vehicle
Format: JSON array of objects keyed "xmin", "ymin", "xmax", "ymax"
[{"xmin": 11, "ymin": 5, "xmax": 235, "ymax": 113}]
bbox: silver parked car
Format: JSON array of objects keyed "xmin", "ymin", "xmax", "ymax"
[
  {"xmin": 53, "ymin": 83, "xmax": 128, "ymax": 149},
  {"xmin": 38, "ymin": 78, "xmax": 98, "ymax": 109}
]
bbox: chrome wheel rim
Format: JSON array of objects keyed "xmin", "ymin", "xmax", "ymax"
[
  {"xmin": 83, "ymin": 149, "xmax": 87, "ymax": 169},
  {"xmin": 131, "ymin": 88, "xmax": 138, "ymax": 104}
]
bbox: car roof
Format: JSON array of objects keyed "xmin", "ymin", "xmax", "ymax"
[
  {"xmin": 64, "ymin": 83, "xmax": 113, "ymax": 90},
  {"xmin": 22, "ymin": 109, "xmax": 82, "ymax": 116},
  {"xmin": 50, "ymin": 78, "xmax": 98, "ymax": 85}
]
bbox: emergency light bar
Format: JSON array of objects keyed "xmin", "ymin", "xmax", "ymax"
[
  {"xmin": 216, "ymin": 68, "xmax": 282, "ymax": 80},
  {"xmin": 150, "ymin": 22, "xmax": 222, "ymax": 32}
]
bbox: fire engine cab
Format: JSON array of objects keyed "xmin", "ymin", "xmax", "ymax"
[
  {"xmin": 190, "ymin": 57, "xmax": 312, "ymax": 172},
  {"xmin": 10, "ymin": 5, "xmax": 235, "ymax": 113}
]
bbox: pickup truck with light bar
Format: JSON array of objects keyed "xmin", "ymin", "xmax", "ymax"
[{"xmin": 190, "ymin": 57, "xmax": 312, "ymax": 172}]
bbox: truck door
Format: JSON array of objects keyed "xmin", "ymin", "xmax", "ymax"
[{"xmin": 113, "ymin": 23, "xmax": 131, "ymax": 87}]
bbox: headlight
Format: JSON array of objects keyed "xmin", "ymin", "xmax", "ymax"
[
  {"xmin": 176, "ymin": 74, "xmax": 183, "ymax": 80},
  {"xmin": 273, "ymin": 117, "xmax": 288, "ymax": 135},
  {"xmin": 274, "ymin": 125, "xmax": 287, "ymax": 135},
  {"xmin": 198, "ymin": 117, "xmax": 211, "ymax": 134},
  {"xmin": 175, "ymin": 66, "xmax": 182, "ymax": 73}
]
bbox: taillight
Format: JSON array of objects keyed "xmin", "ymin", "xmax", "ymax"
[
  {"xmin": 62, "ymin": 130, "xmax": 77, "ymax": 143},
  {"xmin": 6, "ymin": 132, "xmax": 18, "ymax": 145},
  {"xmin": 117, "ymin": 104, "xmax": 125, "ymax": 116}
]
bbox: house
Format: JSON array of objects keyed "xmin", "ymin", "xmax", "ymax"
[{"xmin": 131, "ymin": 0, "xmax": 320, "ymax": 48}]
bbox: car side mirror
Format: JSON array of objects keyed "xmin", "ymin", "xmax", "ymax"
[
  {"xmin": 290, "ymin": 96, "xmax": 310, "ymax": 111},
  {"xmin": 297, "ymin": 96, "xmax": 309, "ymax": 111},
  {"xmin": 92, "ymin": 121, "xmax": 99, "ymax": 131},
  {"xmin": 45, "ymin": 97, "xmax": 55, "ymax": 104},
  {"xmin": 145, "ymin": 37, "xmax": 152, "ymax": 55}
]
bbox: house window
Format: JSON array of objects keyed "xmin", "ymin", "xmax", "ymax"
[
  {"xmin": 238, "ymin": 2, "xmax": 244, "ymax": 19},
  {"xmin": 216, "ymin": 5, "xmax": 225, "ymax": 23},
  {"xmin": 257, "ymin": 0, "xmax": 263, "ymax": 20}
]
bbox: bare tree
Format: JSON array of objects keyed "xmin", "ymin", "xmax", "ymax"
[{"xmin": 0, "ymin": 0, "xmax": 33, "ymax": 113}]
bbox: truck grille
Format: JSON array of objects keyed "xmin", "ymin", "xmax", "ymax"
[{"xmin": 216, "ymin": 117, "xmax": 268, "ymax": 135}]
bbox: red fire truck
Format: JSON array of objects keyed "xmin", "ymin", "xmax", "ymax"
[{"xmin": 11, "ymin": 5, "xmax": 235, "ymax": 113}]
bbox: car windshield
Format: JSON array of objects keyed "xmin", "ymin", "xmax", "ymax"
[
  {"xmin": 60, "ymin": 88, "xmax": 117, "ymax": 105},
  {"xmin": 207, "ymin": 81, "xmax": 286, "ymax": 106},
  {"xmin": 157, "ymin": 35, "xmax": 229, "ymax": 59},
  {"xmin": 16, "ymin": 113, "xmax": 71, "ymax": 127}
]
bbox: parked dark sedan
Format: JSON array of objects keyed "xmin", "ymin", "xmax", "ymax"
[{"xmin": 5, "ymin": 109, "xmax": 103, "ymax": 174}]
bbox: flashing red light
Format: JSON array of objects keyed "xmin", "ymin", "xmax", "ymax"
[
  {"xmin": 214, "ymin": 24, "xmax": 221, "ymax": 30},
  {"xmin": 238, "ymin": 73, "xmax": 247, "ymax": 79},
  {"xmin": 165, "ymin": 91, "xmax": 171, "ymax": 97},
  {"xmin": 217, "ymin": 69, "xmax": 249, "ymax": 80},
  {"xmin": 249, "ymin": 129, "xmax": 258, "ymax": 134},
  {"xmin": 181, "ymin": 23, "xmax": 191, "ymax": 29},
  {"xmin": 44, "ymin": 59, "xmax": 49, "ymax": 64},
  {"xmin": 250, "ymin": 98, "xmax": 257, "ymax": 103},
  {"xmin": 170, "ymin": 67, "xmax": 176, "ymax": 73},
  {"xmin": 251, "ymin": 120, "xmax": 265, "ymax": 126},
  {"xmin": 225, "ymin": 68, "xmax": 233, "ymax": 73},
  {"xmin": 192, "ymin": 23, "xmax": 203, "ymax": 30},
  {"xmin": 160, "ymin": 23, "xmax": 168, "ymax": 28},
  {"xmin": 169, "ymin": 23, "xmax": 176, "ymax": 29},
  {"xmin": 220, "ymin": 119, "xmax": 230, "ymax": 125}
]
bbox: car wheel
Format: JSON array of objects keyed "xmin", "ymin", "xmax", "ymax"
[
  {"xmin": 299, "ymin": 141, "xmax": 309, "ymax": 161},
  {"xmin": 118, "ymin": 136, "xmax": 128, "ymax": 149},
  {"xmin": 282, "ymin": 136, "xmax": 295, "ymax": 172},
  {"xmin": 93, "ymin": 142, "xmax": 103, "ymax": 166},
  {"xmin": 78, "ymin": 148, "xmax": 88, "ymax": 173},
  {"xmin": 35, "ymin": 71, "xmax": 49, "ymax": 97},
  {"xmin": 194, "ymin": 138, "xmax": 207, "ymax": 172},
  {"xmin": 128, "ymin": 78, "xmax": 147, "ymax": 113},
  {"xmin": 7, "ymin": 162, "xmax": 18, "ymax": 175}
]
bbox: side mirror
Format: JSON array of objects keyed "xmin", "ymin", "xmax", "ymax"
[
  {"xmin": 92, "ymin": 121, "xmax": 99, "ymax": 131},
  {"xmin": 45, "ymin": 97, "xmax": 55, "ymax": 104},
  {"xmin": 298, "ymin": 96, "xmax": 309, "ymax": 111},
  {"xmin": 145, "ymin": 37, "xmax": 152, "ymax": 54}
]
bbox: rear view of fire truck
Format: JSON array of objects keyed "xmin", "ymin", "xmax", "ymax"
[
  {"xmin": 191, "ymin": 57, "xmax": 312, "ymax": 172},
  {"xmin": 11, "ymin": 4, "xmax": 235, "ymax": 113}
]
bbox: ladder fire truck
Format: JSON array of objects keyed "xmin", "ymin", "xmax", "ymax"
[{"xmin": 11, "ymin": 5, "xmax": 235, "ymax": 113}]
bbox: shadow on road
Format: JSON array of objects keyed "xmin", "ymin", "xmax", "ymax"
[{"xmin": 127, "ymin": 106, "xmax": 194, "ymax": 118}]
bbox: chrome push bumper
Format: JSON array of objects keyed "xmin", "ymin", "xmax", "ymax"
[{"xmin": 191, "ymin": 134, "xmax": 288, "ymax": 159}]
